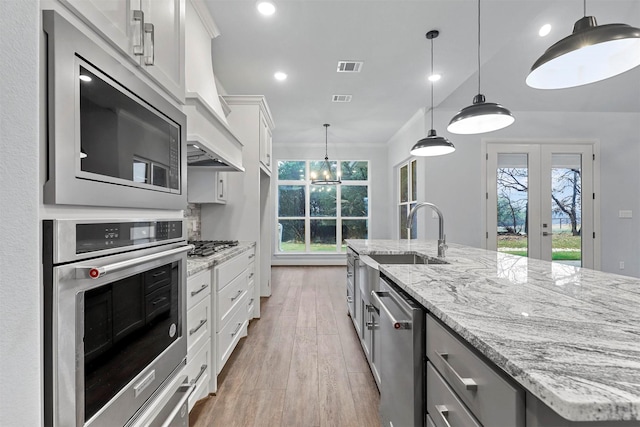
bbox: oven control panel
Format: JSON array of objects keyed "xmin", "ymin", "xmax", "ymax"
[{"xmin": 76, "ymin": 221, "xmax": 182, "ymax": 254}]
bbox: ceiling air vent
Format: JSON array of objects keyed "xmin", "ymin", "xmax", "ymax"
[
  {"xmin": 337, "ymin": 61, "xmax": 363, "ymax": 73},
  {"xmin": 332, "ymin": 94, "xmax": 352, "ymax": 103}
]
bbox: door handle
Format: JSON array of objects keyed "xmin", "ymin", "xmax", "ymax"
[
  {"xmin": 542, "ymin": 231, "xmax": 553, "ymax": 236},
  {"xmin": 435, "ymin": 405, "xmax": 453, "ymax": 427},
  {"xmin": 370, "ymin": 291, "xmax": 411, "ymax": 330}
]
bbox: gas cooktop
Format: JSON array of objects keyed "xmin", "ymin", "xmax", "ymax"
[{"xmin": 188, "ymin": 240, "xmax": 239, "ymax": 257}]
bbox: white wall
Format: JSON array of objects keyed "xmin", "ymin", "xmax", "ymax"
[
  {"xmin": 386, "ymin": 108, "xmax": 640, "ymax": 278},
  {"xmin": 271, "ymin": 142, "xmax": 388, "ymax": 264},
  {"xmin": 0, "ymin": 1, "xmax": 42, "ymax": 425}
]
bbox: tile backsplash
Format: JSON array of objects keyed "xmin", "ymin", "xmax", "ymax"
[{"xmin": 185, "ymin": 203, "xmax": 201, "ymax": 241}]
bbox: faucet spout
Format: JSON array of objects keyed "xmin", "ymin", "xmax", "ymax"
[{"xmin": 407, "ymin": 202, "xmax": 447, "ymax": 258}]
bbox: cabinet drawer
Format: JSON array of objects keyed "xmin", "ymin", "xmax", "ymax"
[
  {"xmin": 427, "ymin": 314, "xmax": 525, "ymax": 427},
  {"xmin": 186, "ymin": 337, "xmax": 210, "ymax": 411},
  {"xmin": 216, "ymin": 250, "xmax": 251, "ymax": 291},
  {"xmin": 187, "ymin": 297, "xmax": 210, "ymax": 355},
  {"xmin": 217, "ymin": 271, "xmax": 247, "ymax": 331},
  {"xmin": 427, "ymin": 362, "xmax": 482, "ymax": 427},
  {"xmin": 216, "ymin": 293, "xmax": 248, "ymax": 374},
  {"xmin": 426, "ymin": 414, "xmax": 437, "ymax": 427},
  {"xmin": 247, "ymin": 280, "xmax": 256, "ymax": 318},
  {"xmin": 145, "ymin": 264, "xmax": 172, "ymax": 293},
  {"xmin": 187, "ymin": 269, "xmax": 211, "ymax": 310}
]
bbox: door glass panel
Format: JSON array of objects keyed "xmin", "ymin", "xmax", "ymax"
[
  {"xmin": 411, "ymin": 160, "xmax": 417, "ymax": 201},
  {"xmin": 310, "ymin": 219, "xmax": 336, "ymax": 251},
  {"xmin": 550, "ymin": 154, "xmax": 582, "ymax": 266},
  {"xmin": 400, "ymin": 165, "xmax": 408, "ymax": 203},
  {"xmin": 497, "ymin": 154, "xmax": 529, "ymax": 257}
]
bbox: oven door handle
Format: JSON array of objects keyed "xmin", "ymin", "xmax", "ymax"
[{"xmin": 77, "ymin": 245, "xmax": 194, "ymax": 279}]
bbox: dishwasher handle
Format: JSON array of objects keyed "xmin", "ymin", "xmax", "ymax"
[{"xmin": 371, "ymin": 290, "xmax": 411, "ymax": 330}]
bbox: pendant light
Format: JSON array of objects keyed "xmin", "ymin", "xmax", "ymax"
[
  {"xmin": 411, "ymin": 30, "xmax": 455, "ymax": 157},
  {"xmin": 311, "ymin": 124, "xmax": 341, "ymax": 185},
  {"xmin": 526, "ymin": 0, "xmax": 640, "ymax": 89},
  {"xmin": 447, "ymin": 0, "xmax": 515, "ymax": 134}
]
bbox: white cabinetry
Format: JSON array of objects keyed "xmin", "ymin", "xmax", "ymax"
[
  {"xmin": 259, "ymin": 111, "xmax": 273, "ymax": 175},
  {"xmin": 60, "ymin": 0, "xmax": 185, "ymax": 102},
  {"xmin": 186, "ymin": 268, "xmax": 213, "ymax": 410},
  {"xmin": 212, "ymin": 247, "xmax": 255, "ymax": 375},
  {"xmin": 202, "ymin": 96, "xmax": 273, "ymax": 308},
  {"xmin": 187, "ymin": 169, "xmax": 227, "ymax": 204}
]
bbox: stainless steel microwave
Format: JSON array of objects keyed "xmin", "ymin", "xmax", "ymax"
[{"xmin": 43, "ymin": 11, "xmax": 187, "ymax": 210}]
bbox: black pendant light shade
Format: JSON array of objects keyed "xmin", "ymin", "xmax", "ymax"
[
  {"xmin": 447, "ymin": 94, "xmax": 515, "ymax": 134},
  {"xmin": 411, "ymin": 129, "xmax": 455, "ymax": 156},
  {"xmin": 411, "ymin": 30, "xmax": 455, "ymax": 157},
  {"xmin": 447, "ymin": 0, "xmax": 514, "ymax": 134},
  {"xmin": 527, "ymin": 14, "xmax": 640, "ymax": 89},
  {"xmin": 311, "ymin": 124, "xmax": 341, "ymax": 185}
]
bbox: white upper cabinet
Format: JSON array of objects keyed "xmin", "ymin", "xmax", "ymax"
[
  {"xmin": 60, "ymin": 0, "xmax": 185, "ymax": 102},
  {"xmin": 259, "ymin": 110, "xmax": 272, "ymax": 175}
]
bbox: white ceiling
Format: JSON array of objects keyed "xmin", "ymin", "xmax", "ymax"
[{"xmin": 203, "ymin": 0, "xmax": 640, "ymax": 147}]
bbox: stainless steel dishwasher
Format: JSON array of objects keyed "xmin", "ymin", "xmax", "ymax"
[{"xmin": 372, "ymin": 275, "xmax": 425, "ymax": 427}]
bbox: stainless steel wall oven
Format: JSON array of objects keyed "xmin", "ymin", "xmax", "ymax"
[
  {"xmin": 43, "ymin": 219, "xmax": 193, "ymax": 427},
  {"xmin": 43, "ymin": 10, "xmax": 187, "ymax": 209}
]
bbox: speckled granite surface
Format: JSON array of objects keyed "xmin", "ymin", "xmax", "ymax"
[
  {"xmin": 187, "ymin": 242, "xmax": 255, "ymax": 277},
  {"xmin": 346, "ymin": 239, "xmax": 640, "ymax": 422}
]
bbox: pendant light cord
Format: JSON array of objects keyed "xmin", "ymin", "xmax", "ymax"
[
  {"xmin": 430, "ymin": 36, "xmax": 434, "ymax": 129},
  {"xmin": 477, "ymin": 0, "xmax": 481, "ymax": 94},
  {"xmin": 324, "ymin": 124, "xmax": 329, "ymax": 159},
  {"xmin": 583, "ymin": 0, "xmax": 586, "ymax": 16}
]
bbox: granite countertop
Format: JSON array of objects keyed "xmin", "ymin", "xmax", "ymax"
[
  {"xmin": 187, "ymin": 241, "xmax": 256, "ymax": 277},
  {"xmin": 346, "ymin": 239, "xmax": 640, "ymax": 422}
]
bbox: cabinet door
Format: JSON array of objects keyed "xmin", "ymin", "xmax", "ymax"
[
  {"xmin": 61, "ymin": 0, "xmax": 138, "ymax": 59},
  {"xmin": 139, "ymin": 0, "xmax": 185, "ymax": 102},
  {"xmin": 259, "ymin": 111, "xmax": 272, "ymax": 173}
]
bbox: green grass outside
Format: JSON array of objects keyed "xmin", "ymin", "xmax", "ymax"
[
  {"xmin": 280, "ymin": 242, "xmax": 343, "ymax": 252},
  {"xmin": 499, "ymin": 233, "xmax": 582, "ymax": 261}
]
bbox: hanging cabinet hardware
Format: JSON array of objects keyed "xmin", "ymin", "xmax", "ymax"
[
  {"xmin": 143, "ymin": 23, "xmax": 155, "ymax": 65},
  {"xmin": 132, "ymin": 10, "xmax": 145, "ymax": 55}
]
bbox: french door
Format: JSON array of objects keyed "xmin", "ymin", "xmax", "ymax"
[{"xmin": 486, "ymin": 143, "xmax": 596, "ymax": 268}]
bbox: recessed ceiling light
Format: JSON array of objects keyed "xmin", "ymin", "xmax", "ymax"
[
  {"xmin": 274, "ymin": 71, "xmax": 287, "ymax": 81},
  {"xmin": 79, "ymin": 75, "xmax": 92, "ymax": 82},
  {"xmin": 256, "ymin": 1, "xmax": 276, "ymax": 16},
  {"xmin": 428, "ymin": 73, "xmax": 441, "ymax": 82},
  {"xmin": 538, "ymin": 24, "xmax": 552, "ymax": 37}
]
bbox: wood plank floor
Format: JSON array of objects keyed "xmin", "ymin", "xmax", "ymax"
[{"xmin": 189, "ymin": 266, "xmax": 381, "ymax": 427}]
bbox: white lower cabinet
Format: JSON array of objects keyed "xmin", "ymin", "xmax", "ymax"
[
  {"xmin": 213, "ymin": 247, "xmax": 255, "ymax": 375},
  {"xmin": 186, "ymin": 268, "xmax": 213, "ymax": 410}
]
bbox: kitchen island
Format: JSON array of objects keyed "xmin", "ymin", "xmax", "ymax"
[{"xmin": 346, "ymin": 239, "xmax": 640, "ymax": 426}]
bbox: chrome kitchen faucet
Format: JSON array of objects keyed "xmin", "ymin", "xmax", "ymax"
[{"xmin": 407, "ymin": 202, "xmax": 447, "ymax": 258}]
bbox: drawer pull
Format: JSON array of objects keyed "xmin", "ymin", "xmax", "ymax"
[
  {"xmin": 190, "ymin": 283, "xmax": 209, "ymax": 296},
  {"xmin": 347, "ymin": 271, "xmax": 353, "ymax": 277},
  {"xmin": 189, "ymin": 318, "xmax": 207, "ymax": 336},
  {"xmin": 347, "ymin": 296, "xmax": 353, "ymax": 303},
  {"xmin": 249, "ymin": 272, "xmax": 254, "ymax": 279},
  {"xmin": 230, "ymin": 290, "xmax": 243, "ymax": 301},
  {"xmin": 435, "ymin": 405, "xmax": 453, "ymax": 427},
  {"xmin": 248, "ymin": 253, "xmax": 255, "ymax": 259},
  {"xmin": 230, "ymin": 322, "xmax": 243, "ymax": 337},
  {"xmin": 249, "ymin": 298, "xmax": 254, "ymax": 305},
  {"xmin": 437, "ymin": 352, "xmax": 478, "ymax": 391},
  {"xmin": 191, "ymin": 364, "xmax": 208, "ymax": 385}
]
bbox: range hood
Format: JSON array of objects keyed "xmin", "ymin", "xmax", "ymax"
[{"xmin": 183, "ymin": 93, "xmax": 244, "ymax": 172}]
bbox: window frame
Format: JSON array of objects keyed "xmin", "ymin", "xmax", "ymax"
[
  {"xmin": 276, "ymin": 160, "xmax": 370, "ymax": 254},
  {"xmin": 398, "ymin": 159, "xmax": 418, "ymax": 239}
]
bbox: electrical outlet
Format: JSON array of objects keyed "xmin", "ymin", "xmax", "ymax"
[{"xmin": 620, "ymin": 261, "xmax": 625, "ymax": 270}]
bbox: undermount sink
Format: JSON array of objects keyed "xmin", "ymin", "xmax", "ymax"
[{"xmin": 368, "ymin": 253, "xmax": 449, "ymax": 265}]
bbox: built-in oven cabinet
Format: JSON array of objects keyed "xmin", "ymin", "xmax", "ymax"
[
  {"xmin": 186, "ymin": 268, "xmax": 213, "ymax": 407},
  {"xmin": 59, "ymin": 0, "xmax": 185, "ymax": 102},
  {"xmin": 187, "ymin": 169, "xmax": 227, "ymax": 204}
]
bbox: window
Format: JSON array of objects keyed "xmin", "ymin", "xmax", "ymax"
[
  {"xmin": 277, "ymin": 160, "xmax": 369, "ymax": 253},
  {"xmin": 398, "ymin": 159, "xmax": 417, "ymax": 239}
]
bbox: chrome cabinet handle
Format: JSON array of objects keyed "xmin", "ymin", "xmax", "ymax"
[
  {"xmin": 143, "ymin": 23, "xmax": 154, "ymax": 65},
  {"xmin": 347, "ymin": 296, "xmax": 353, "ymax": 303},
  {"xmin": 249, "ymin": 298, "xmax": 254, "ymax": 305},
  {"xmin": 248, "ymin": 253, "xmax": 255, "ymax": 259},
  {"xmin": 78, "ymin": 245, "xmax": 193, "ymax": 279},
  {"xmin": 435, "ymin": 405, "xmax": 452, "ymax": 427},
  {"xmin": 219, "ymin": 178, "xmax": 224, "ymax": 198},
  {"xmin": 347, "ymin": 271, "xmax": 353, "ymax": 277},
  {"xmin": 132, "ymin": 10, "xmax": 144, "ymax": 55},
  {"xmin": 230, "ymin": 290, "xmax": 243, "ymax": 301},
  {"xmin": 190, "ymin": 283, "xmax": 209, "ymax": 296},
  {"xmin": 436, "ymin": 352, "xmax": 478, "ymax": 391},
  {"xmin": 191, "ymin": 364, "xmax": 207, "ymax": 386},
  {"xmin": 189, "ymin": 318, "xmax": 207, "ymax": 336},
  {"xmin": 230, "ymin": 322, "xmax": 242, "ymax": 337},
  {"xmin": 370, "ymin": 290, "xmax": 411, "ymax": 330},
  {"xmin": 248, "ymin": 272, "xmax": 254, "ymax": 279}
]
